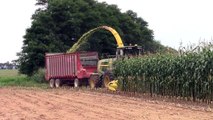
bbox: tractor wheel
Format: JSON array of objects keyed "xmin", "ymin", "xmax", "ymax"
[
  {"xmin": 74, "ymin": 78, "xmax": 79, "ymax": 88},
  {"xmin": 89, "ymin": 75, "xmax": 99, "ymax": 89},
  {"xmin": 55, "ymin": 79, "xmax": 61, "ymax": 88},
  {"xmin": 103, "ymin": 72, "xmax": 113, "ymax": 88},
  {"xmin": 49, "ymin": 79, "xmax": 55, "ymax": 88}
]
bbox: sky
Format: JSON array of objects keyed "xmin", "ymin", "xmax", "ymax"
[{"xmin": 0, "ymin": 0, "xmax": 213, "ymax": 63}]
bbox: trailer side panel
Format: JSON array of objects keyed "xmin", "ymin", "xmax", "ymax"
[{"xmin": 45, "ymin": 53, "xmax": 78, "ymax": 80}]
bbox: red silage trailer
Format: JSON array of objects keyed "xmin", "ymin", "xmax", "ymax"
[{"xmin": 45, "ymin": 52, "xmax": 98, "ymax": 88}]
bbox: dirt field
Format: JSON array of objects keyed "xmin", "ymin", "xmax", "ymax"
[{"xmin": 0, "ymin": 87, "xmax": 213, "ymax": 120}]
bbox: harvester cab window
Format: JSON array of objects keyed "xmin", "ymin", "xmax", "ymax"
[
  {"xmin": 116, "ymin": 45, "xmax": 142, "ymax": 59},
  {"xmin": 116, "ymin": 49, "xmax": 124, "ymax": 59},
  {"xmin": 124, "ymin": 46, "xmax": 142, "ymax": 58}
]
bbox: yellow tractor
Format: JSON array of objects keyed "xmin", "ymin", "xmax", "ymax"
[{"xmin": 67, "ymin": 26, "xmax": 142, "ymax": 90}]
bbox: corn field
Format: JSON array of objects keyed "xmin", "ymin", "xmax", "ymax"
[{"xmin": 114, "ymin": 47, "xmax": 213, "ymax": 103}]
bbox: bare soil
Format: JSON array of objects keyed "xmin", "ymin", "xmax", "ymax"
[{"xmin": 0, "ymin": 87, "xmax": 213, "ymax": 120}]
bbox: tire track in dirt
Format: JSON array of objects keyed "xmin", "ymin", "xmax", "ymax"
[
  {"xmin": 76, "ymin": 91, "xmax": 213, "ymax": 119},
  {"xmin": 12, "ymin": 90, "xmax": 90, "ymax": 120},
  {"xmin": 3, "ymin": 91, "xmax": 56, "ymax": 120},
  {"xmin": 0, "ymin": 92, "xmax": 37, "ymax": 119},
  {"xmin": 1, "ymin": 87, "xmax": 213, "ymax": 120},
  {"xmin": 24, "ymin": 89, "xmax": 213, "ymax": 120},
  {"xmin": 54, "ymin": 90, "xmax": 144, "ymax": 118},
  {"xmin": 26, "ymin": 90, "xmax": 132, "ymax": 120},
  {"xmin": 42, "ymin": 90, "xmax": 204, "ymax": 120},
  {"xmin": 1, "ymin": 88, "xmax": 85, "ymax": 120},
  {"xmin": 13, "ymin": 89, "xmax": 117, "ymax": 120},
  {"xmin": 11, "ymin": 89, "xmax": 141, "ymax": 119}
]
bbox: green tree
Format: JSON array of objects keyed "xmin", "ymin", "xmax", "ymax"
[{"xmin": 17, "ymin": 0, "xmax": 161, "ymax": 76}]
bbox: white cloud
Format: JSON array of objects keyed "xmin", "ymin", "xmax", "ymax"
[
  {"xmin": 0, "ymin": 0, "xmax": 37, "ymax": 63},
  {"xmin": 98, "ymin": 0, "xmax": 213, "ymax": 49},
  {"xmin": 0, "ymin": 0, "xmax": 212, "ymax": 62}
]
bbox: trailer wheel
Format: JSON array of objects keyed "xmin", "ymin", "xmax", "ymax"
[
  {"xmin": 74, "ymin": 78, "xmax": 79, "ymax": 88},
  {"xmin": 49, "ymin": 79, "xmax": 55, "ymax": 88},
  {"xmin": 89, "ymin": 75, "xmax": 99, "ymax": 89},
  {"xmin": 55, "ymin": 79, "xmax": 61, "ymax": 88}
]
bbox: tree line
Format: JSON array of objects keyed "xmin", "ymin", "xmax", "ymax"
[{"xmin": 17, "ymin": 0, "xmax": 165, "ymax": 76}]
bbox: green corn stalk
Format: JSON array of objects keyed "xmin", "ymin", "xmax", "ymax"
[{"xmin": 114, "ymin": 48, "xmax": 213, "ymax": 103}]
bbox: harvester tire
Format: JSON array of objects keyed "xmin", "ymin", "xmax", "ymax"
[
  {"xmin": 55, "ymin": 79, "xmax": 61, "ymax": 88},
  {"xmin": 103, "ymin": 72, "xmax": 114, "ymax": 88},
  {"xmin": 49, "ymin": 79, "xmax": 55, "ymax": 88},
  {"xmin": 89, "ymin": 75, "xmax": 99, "ymax": 89}
]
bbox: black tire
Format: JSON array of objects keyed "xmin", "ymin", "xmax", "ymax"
[
  {"xmin": 74, "ymin": 78, "xmax": 79, "ymax": 88},
  {"xmin": 55, "ymin": 79, "xmax": 61, "ymax": 88},
  {"xmin": 89, "ymin": 75, "xmax": 99, "ymax": 89},
  {"xmin": 103, "ymin": 72, "xmax": 114, "ymax": 88},
  {"xmin": 49, "ymin": 79, "xmax": 55, "ymax": 88}
]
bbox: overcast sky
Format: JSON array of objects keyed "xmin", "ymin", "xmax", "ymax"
[{"xmin": 0, "ymin": 0, "xmax": 212, "ymax": 63}]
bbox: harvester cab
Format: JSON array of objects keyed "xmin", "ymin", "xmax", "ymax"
[{"xmin": 116, "ymin": 44, "xmax": 142, "ymax": 59}]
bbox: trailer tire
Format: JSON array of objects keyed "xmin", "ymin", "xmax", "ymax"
[
  {"xmin": 55, "ymin": 79, "xmax": 61, "ymax": 88},
  {"xmin": 74, "ymin": 78, "xmax": 79, "ymax": 88},
  {"xmin": 49, "ymin": 79, "xmax": 55, "ymax": 88}
]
